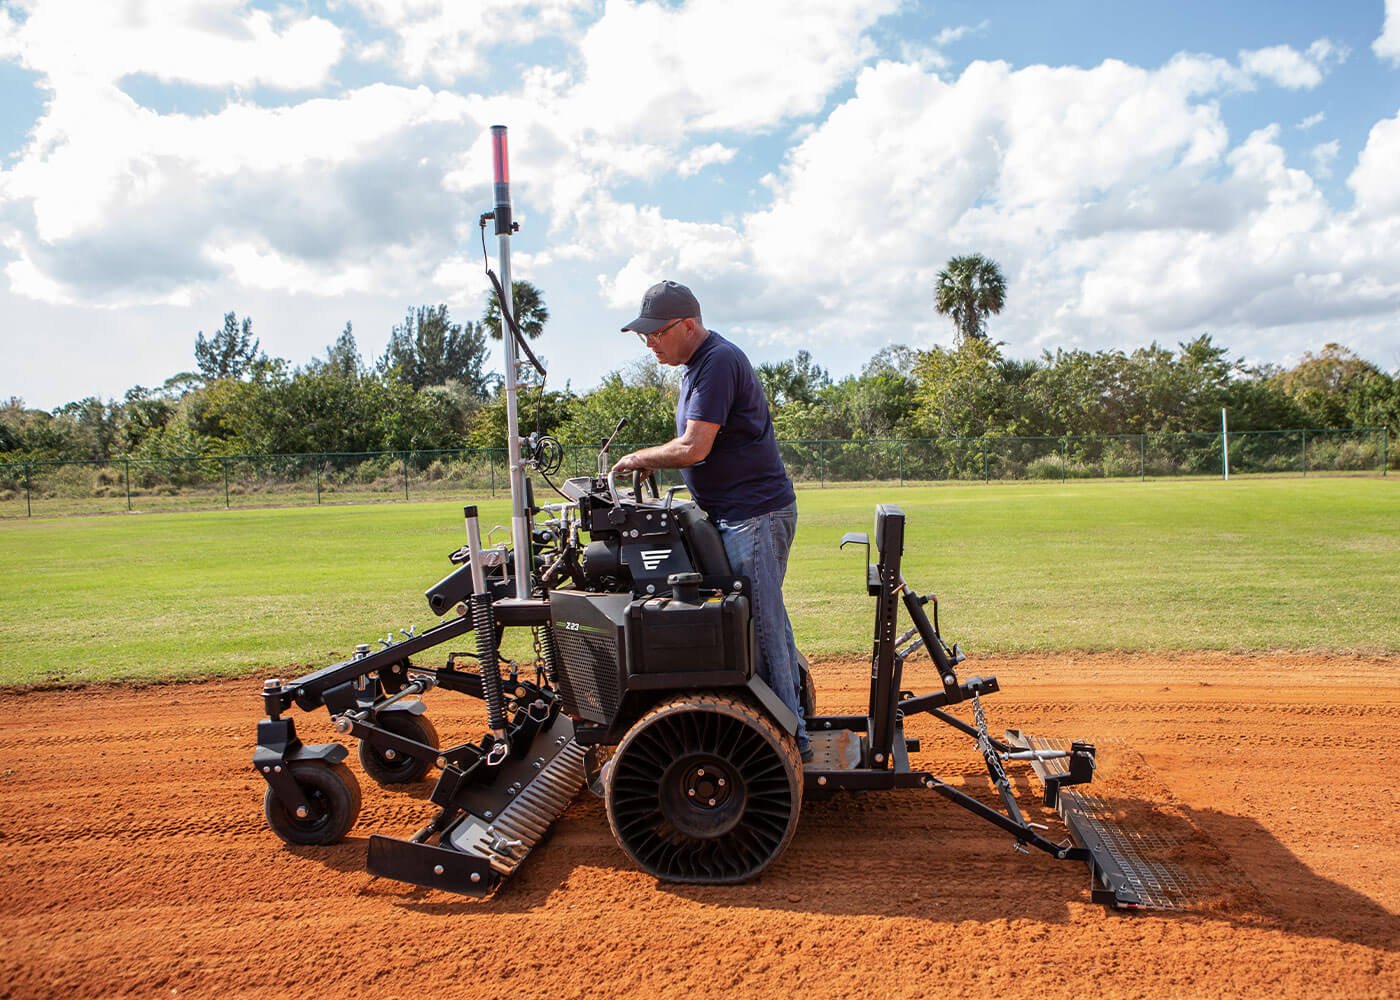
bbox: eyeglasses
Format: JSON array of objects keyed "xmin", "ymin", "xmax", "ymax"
[{"xmin": 635, "ymin": 318, "xmax": 687, "ymax": 344}]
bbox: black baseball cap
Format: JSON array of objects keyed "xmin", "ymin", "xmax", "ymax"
[{"xmin": 620, "ymin": 280, "xmax": 701, "ymax": 335}]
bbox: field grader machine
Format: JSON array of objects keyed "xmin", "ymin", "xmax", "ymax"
[{"xmin": 253, "ymin": 126, "xmax": 1163, "ymax": 908}]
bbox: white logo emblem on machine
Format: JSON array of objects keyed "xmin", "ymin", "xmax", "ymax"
[{"xmin": 639, "ymin": 548, "xmax": 673, "ymax": 571}]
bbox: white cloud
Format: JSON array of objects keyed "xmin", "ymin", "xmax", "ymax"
[
  {"xmin": 1, "ymin": 83, "xmax": 484, "ymax": 304},
  {"xmin": 1376, "ymin": 0, "xmax": 1400, "ymax": 65},
  {"xmin": 677, "ymin": 143, "xmax": 736, "ymax": 178},
  {"xmin": 893, "ymin": 20, "xmax": 990, "ymax": 73},
  {"xmin": 594, "ymin": 53, "xmax": 1400, "ymax": 368},
  {"xmin": 1296, "ymin": 111, "xmax": 1325, "ymax": 130},
  {"xmin": 736, "ymin": 57, "xmax": 1234, "ymax": 313},
  {"xmin": 343, "ymin": 0, "xmax": 591, "ymax": 81},
  {"xmin": 563, "ymin": 0, "xmax": 900, "ymax": 140},
  {"xmin": 934, "ymin": 22, "xmax": 989, "ymax": 48},
  {"xmin": 1238, "ymin": 39, "xmax": 1345, "ymax": 90},
  {"xmin": 1348, "ymin": 112, "xmax": 1400, "ymax": 217},
  {"xmin": 1309, "ymin": 139, "xmax": 1340, "ymax": 179},
  {"xmin": 0, "ymin": 2, "xmax": 369, "ymax": 307},
  {"xmin": 0, "ymin": 9, "xmax": 21, "ymax": 60},
  {"xmin": 6, "ymin": 0, "xmax": 344, "ymax": 90}
]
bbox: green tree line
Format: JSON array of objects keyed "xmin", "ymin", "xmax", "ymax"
[{"xmin": 3, "ymin": 289, "xmax": 1397, "ymax": 465}]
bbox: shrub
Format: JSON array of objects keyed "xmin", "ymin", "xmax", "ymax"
[{"xmin": 1026, "ymin": 454, "xmax": 1068, "ymax": 479}]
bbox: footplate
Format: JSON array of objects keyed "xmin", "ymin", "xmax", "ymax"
[
  {"xmin": 368, "ymin": 713, "xmax": 586, "ymax": 896},
  {"xmin": 1007, "ymin": 729, "xmax": 1191, "ymax": 910},
  {"xmin": 806, "ymin": 729, "xmax": 864, "ymax": 771}
]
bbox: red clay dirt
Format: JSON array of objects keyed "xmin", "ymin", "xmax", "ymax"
[{"xmin": 1, "ymin": 652, "xmax": 1397, "ymax": 999}]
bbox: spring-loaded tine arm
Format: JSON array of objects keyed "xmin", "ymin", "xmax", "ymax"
[{"xmin": 464, "ymin": 505, "xmax": 509, "ymax": 743}]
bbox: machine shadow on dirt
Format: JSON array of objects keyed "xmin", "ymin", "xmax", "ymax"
[{"xmin": 1178, "ymin": 807, "xmax": 1400, "ymax": 952}]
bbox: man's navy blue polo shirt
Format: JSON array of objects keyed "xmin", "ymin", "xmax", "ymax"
[{"xmin": 676, "ymin": 331, "xmax": 795, "ymax": 522}]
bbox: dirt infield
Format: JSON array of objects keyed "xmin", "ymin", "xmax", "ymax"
[{"xmin": 2, "ymin": 652, "xmax": 1397, "ymax": 999}]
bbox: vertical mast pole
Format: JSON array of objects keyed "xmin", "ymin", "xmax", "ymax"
[{"xmin": 490, "ymin": 125, "xmax": 533, "ymax": 594}]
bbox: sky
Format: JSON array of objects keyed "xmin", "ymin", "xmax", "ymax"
[{"xmin": 1, "ymin": 0, "xmax": 1399, "ymax": 411}]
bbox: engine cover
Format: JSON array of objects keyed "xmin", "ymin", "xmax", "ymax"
[{"xmin": 547, "ymin": 589, "xmax": 755, "ymax": 731}]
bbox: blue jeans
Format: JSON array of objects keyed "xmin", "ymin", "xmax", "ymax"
[{"xmin": 715, "ymin": 502, "xmax": 808, "ymax": 751}]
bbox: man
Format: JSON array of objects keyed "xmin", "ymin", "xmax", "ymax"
[{"xmin": 612, "ymin": 280, "xmax": 811, "ymax": 761}]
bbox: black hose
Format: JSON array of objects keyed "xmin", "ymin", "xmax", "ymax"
[{"xmin": 484, "ymin": 266, "xmax": 546, "ymax": 378}]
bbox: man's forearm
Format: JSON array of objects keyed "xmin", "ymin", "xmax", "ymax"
[
  {"xmin": 618, "ymin": 437, "xmax": 702, "ymax": 471},
  {"xmin": 613, "ymin": 419, "xmax": 719, "ymax": 474}
]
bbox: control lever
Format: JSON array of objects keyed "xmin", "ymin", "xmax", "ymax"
[{"xmin": 597, "ymin": 417, "xmax": 628, "ymax": 475}]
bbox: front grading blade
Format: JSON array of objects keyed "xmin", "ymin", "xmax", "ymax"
[
  {"xmin": 368, "ymin": 712, "xmax": 586, "ymax": 896},
  {"xmin": 1007, "ymin": 729, "xmax": 1203, "ymax": 910}
]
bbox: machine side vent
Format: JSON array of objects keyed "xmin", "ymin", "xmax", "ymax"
[{"xmin": 553, "ymin": 625, "xmax": 621, "ymax": 722}]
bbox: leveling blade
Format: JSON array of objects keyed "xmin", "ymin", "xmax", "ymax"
[
  {"xmin": 367, "ymin": 712, "xmax": 585, "ymax": 896},
  {"xmin": 1005, "ymin": 729, "xmax": 1185, "ymax": 909}
]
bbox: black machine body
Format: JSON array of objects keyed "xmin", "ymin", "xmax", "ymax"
[{"xmin": 254, "ymin": 457, "xmax": 1133, "ymax": 905}]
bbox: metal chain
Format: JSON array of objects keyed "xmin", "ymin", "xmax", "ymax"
[
  {"xmin": 532, "ymin": 623, "xmax": 562, "ymax": 686},
  {"xmin": 531, "ymin": 625, "xmax": 547, "ymax": 686},
  {"xmin": 971, "ymin": 691, "xmax": 1011, "ymax": 788}
]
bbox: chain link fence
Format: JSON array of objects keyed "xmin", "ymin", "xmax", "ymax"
[
  {"xmin": 0, "ymin": 427, "xmax": 1389, "ymax": 518},
  {"xmin": 779, "ymin": 428, "xmax": 1392, "ymax": 485}
]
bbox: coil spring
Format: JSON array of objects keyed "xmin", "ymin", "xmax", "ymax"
[{"xmin": 472, "ymin": 592, "xmax": 507, "ymax": 732}]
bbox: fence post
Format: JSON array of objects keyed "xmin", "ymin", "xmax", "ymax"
[
  {"xmin": 819, "ymin": 441, "xmax": 826, "ymax": 487},
  {"xmin": 315, "ymin": 459, "xmax": 322, "ymax": 505},
  {"xmin": 24, "ymin": 462, "xmax": 31, "ymax": 517},
  {"xmin": 1140, "ymin": 434, "xmax": 1146, "ymax": 480},
  {"xmin": 982, "ymin": 437, "xmax": 988, "ymax": 482},
  {"xmin": 898, "ymin": 440, "xmax": 904, "ymax": 486},
  {"xmin": 490, "ymin": 450, "xmax": 496, "ymax": 498},
  {"xmin": 402, "ymin": 452, "xmax": 409, "ymax": 500},
  {"xmin": 223, "ymin": 459, "xmax": 230, "ymax": 509},
  {"xmin": 1301, "ymin": 430, "xmax": 1307, "ymax": 477},
  {"xmin": 123, "ymin": 458, "xmax": 132, "ymax": 512},
  {"xmin": 1060, "ymin": 438, "xmax": 1067, "ymax": 482},
  {"xmin": 1384, "ymin": 428, "xmax": 1389, "ymax": 476}
]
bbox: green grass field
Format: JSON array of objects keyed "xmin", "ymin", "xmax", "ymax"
[{"xmin": 1, "ymin": 478, "xmax": 1395, "ymax": 687}]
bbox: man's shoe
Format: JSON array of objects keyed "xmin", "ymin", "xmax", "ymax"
[{"xmin": 800, "ymin": 745, "xmax": 814, "ymax": 764}]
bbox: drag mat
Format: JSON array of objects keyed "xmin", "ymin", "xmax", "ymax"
[{"xmin": 1, "ymin": 653, "xmax": 1397, "ymax": 998}]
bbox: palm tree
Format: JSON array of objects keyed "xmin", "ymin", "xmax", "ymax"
[
  {"xmin": 934, "ymin": 254, "xmax": 1006, "ymax": 347},
  {"xmin": 483, "ymin": 279, "xmax": 549, "ymax": 341}
]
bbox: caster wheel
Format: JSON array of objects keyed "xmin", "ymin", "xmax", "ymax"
[
  {"xmin": 358, "ymin": 710, "xmax": 439, "ymax": 785},
  {"xmin": 263, "ymin": 760, "xmax": 362, "ymax": 846},
  {"xmin": 606, "ymin": 694, "xmax": 802, "ymax": 884}
]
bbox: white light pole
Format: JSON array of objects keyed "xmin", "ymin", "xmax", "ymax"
[{"xmin": 1221, "ymin": 407, "xmax": 1229, "ymax": 482}]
